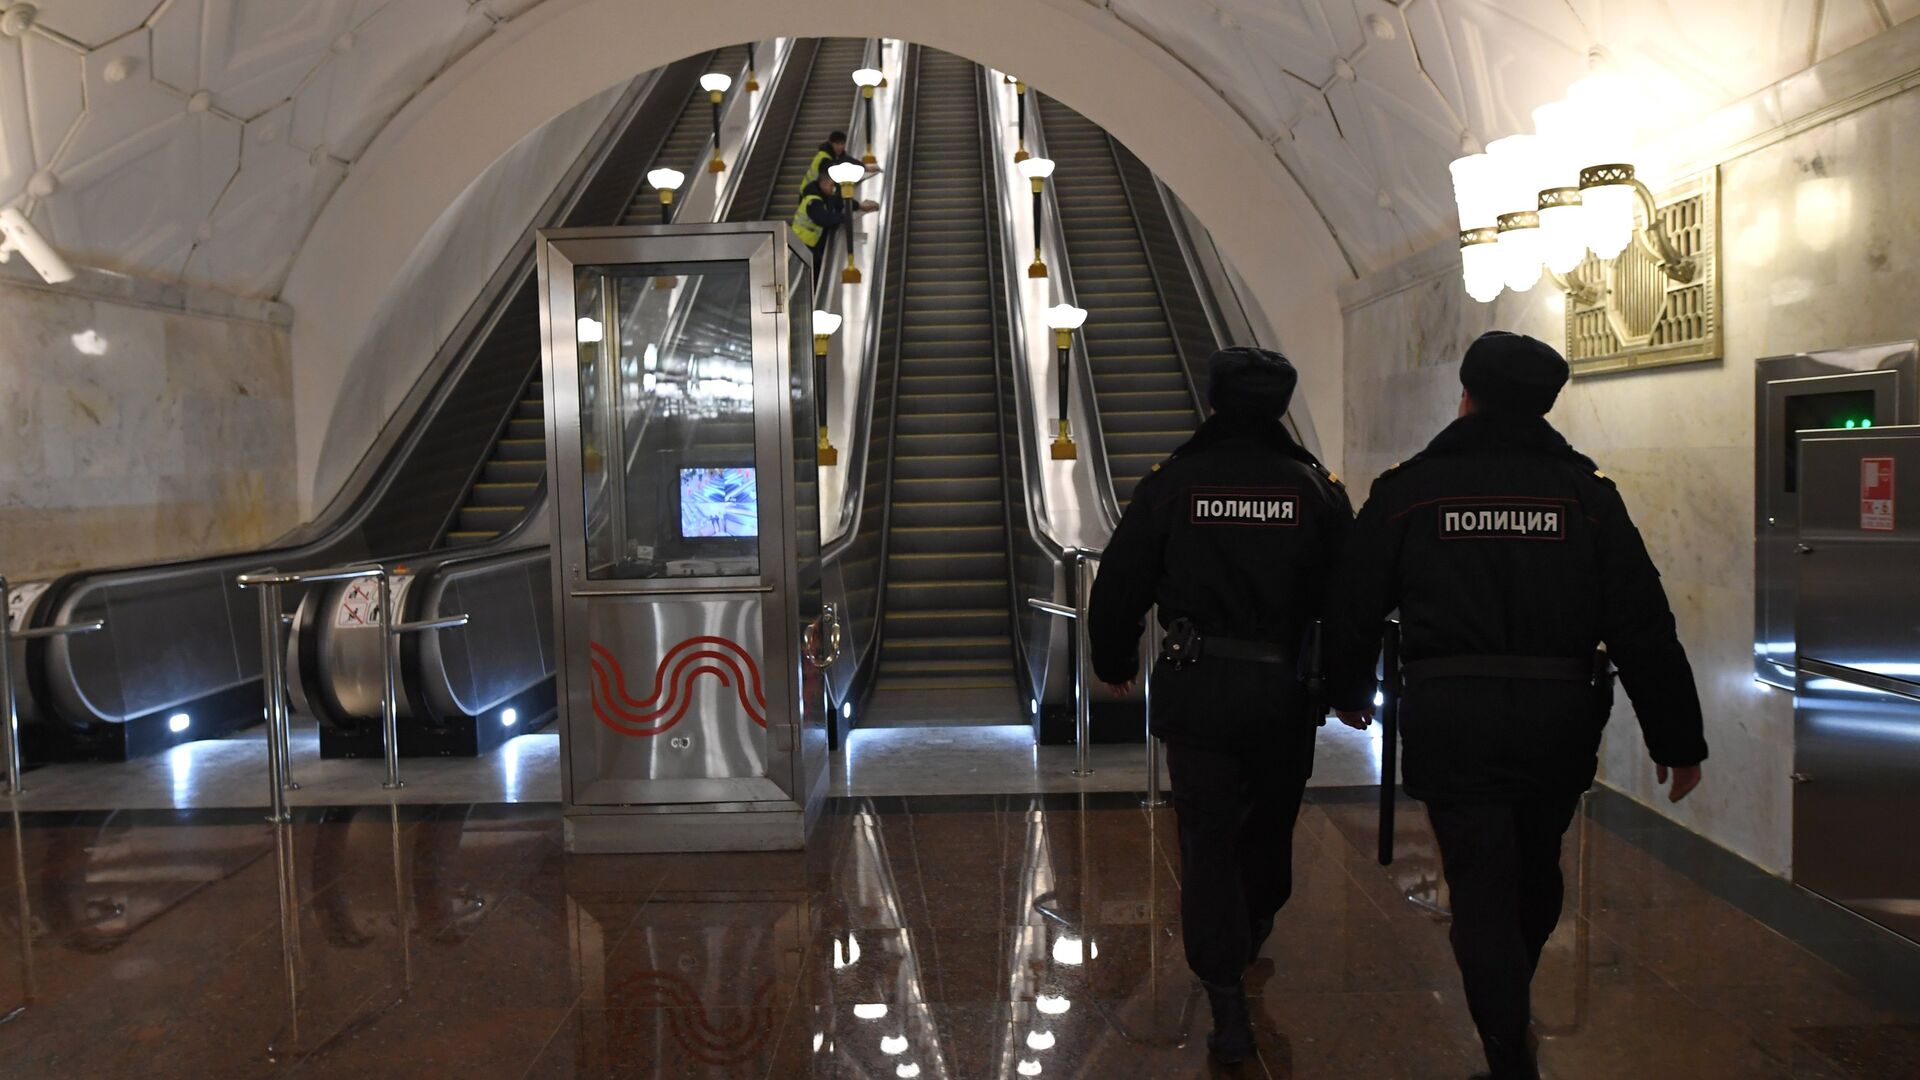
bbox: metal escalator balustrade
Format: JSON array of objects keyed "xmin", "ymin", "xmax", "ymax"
[
  {"xmin": 874, "ymin": 51, "xmax": 1015, "ymax": 695},
  {"xmin": 439, "ymin": 44, "xmax": 751, "ymax": 548},
  {"xmin": 1035, "ymin": 95, "xmax": 1202, "ymax": 507},
  {"xmin": 19, "ymin": 48, "xmax": 770, "ymax": 754}
]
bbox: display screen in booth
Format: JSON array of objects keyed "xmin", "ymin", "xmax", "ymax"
[{"xmin": 678, "ymin": 467, "xmax": 759, "ymax": 538}]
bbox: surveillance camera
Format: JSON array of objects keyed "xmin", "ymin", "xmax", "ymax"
[{"xmin": 0, "ymin": 206, "xmax": 75, "ymax": 285}]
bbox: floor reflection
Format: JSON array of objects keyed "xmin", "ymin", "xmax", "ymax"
[{"xmin": 0, "ymin": 792, "xmax": 1915, "ymax": 1078}]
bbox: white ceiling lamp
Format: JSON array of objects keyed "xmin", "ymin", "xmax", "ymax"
[
  {"xmin": 1528, "ymin": 100, "xmax": 1590, "ymax": 275},
  {"xmin": 1447, "ymin": 154, "xmax": 1503, "ymax": 304},
  {"xmin": 1564, "ymin": 71, "xmax": 1639, "ymax": 260},
  {"xmin": 1486, "ymin": 134, "xmax": 1545, "ymax": 293}
]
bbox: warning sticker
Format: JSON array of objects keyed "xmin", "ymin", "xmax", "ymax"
[
  {"xmin": 1861, "ymin": 457, "xmax": 1895, "ymax": 531},
  {"xmin": 335, "ymin": 579, "xmax": 384, "ymax": 629}
]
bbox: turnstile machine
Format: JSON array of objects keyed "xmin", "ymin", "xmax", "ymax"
[
  {"xmin": 1754, "ymin": 342, "xmax": 1917, "ymax": 687},
  {"xmin": 537, "ymin": 223, "xmax": 837, "ymax": 853},
  {"xmin": 1791, "ymin": 424, "xmax": 1920, "ymax": 943}
]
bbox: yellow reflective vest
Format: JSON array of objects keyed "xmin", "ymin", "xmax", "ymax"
[
  {"xmin": 799, "ymin": 148, "xmax": 834, "ymax": 196},
  {"xmin": 791, "ymin": 194, "xmax": 825, "ymax": 246}
]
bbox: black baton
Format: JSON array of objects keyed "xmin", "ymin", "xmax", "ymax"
[{"xmin": 1378, "ymin": 618, "xmax": 1402, "ymax": 866}]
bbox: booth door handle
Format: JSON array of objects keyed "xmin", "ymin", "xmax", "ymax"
[
  {"xmin": 805, "ymin": 604, "xmax": 843, "ymax": 668},
  {"xmin": 1796, "ymin": 544, "xmax": 1815, "ymax": 555},
  {"xmin": 1790, "ymin": 772, "xmax": 1812, "ymax": 784}
]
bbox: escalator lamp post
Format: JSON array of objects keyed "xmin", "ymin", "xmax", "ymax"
[
  {"xmin": 1045, "ymin": 304, "xmax": 1087, "ymax": 460},
  {"xmin": 1012, "ymin": 78, "xmax": 1030, "ymax": 163},
  {"xmin": 829, "ymin": 161, "xmax": 867, "ymax": 284},
  {"xmin": 646, "ymin": 167, "xmax": 685, "ymax": 226},
  {"xmin": 853, "ymin": 67, "xmax": 884, "ymax": 166},
  {"xmin": 812, "ymin": 310, "xmax": 843, "ymax": 467},
  {"xmin": 701, "ymin": 72, "xmax": 732, "ymax": 172},
  {"xmin": 1018, "ymin": 157, "xmax": 1055, "ymax": 279},
  {"xmin": 746, "ymin": 43, "xmax": 759, "ymax": 92}
]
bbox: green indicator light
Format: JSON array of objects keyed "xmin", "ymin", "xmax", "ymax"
[
  {"xmin": 1845, "ymin": 419, "xmax": 1857, "ymax": 428},
  {"xmin": 1863, "ymin": 419, "xmax": 1873, "ymax": 428}
]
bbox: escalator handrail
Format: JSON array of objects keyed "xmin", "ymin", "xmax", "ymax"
[
  {"xmin": 1107, "ymin": 139, "xmax": 1208, "ymax": 420},
  {"xmin": 820, "ymin": 39, "xmax": 914, "ymax": 561},
  {"xmin": 715, "ymin": 39, "xmax": 796, "ymax": 222},
  {"xmin": 1020, "ymin": 93, "xmax": 1124, "ymax": 536},
  {"xmin": 1153, "ymin": 178, "xmax": 1319, "ymax": 455},
  {"xmin": 820, "ymin": 44, "xmax": 921, "ymax": 684}
]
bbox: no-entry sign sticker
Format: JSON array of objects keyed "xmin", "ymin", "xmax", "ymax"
[{"xmin": 1861, "ymin": 457, "xmax": 1895, "ymax": 531}]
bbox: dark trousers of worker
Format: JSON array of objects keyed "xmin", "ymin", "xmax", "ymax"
[
  {"xmin": 1164, "ymin": 740, "xmax": 1311, "ymax": 987},
  {"xmin": 1424, "ymin": 796, "xmax": 1583, "ymax": 1078}
]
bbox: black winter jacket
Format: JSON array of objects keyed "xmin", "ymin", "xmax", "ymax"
[
  {"xmin": 1322, "ymin": 412, "xmax": 1708, "ymax": 801},
  {"xmin": 1088, "ymin": 415, "xmax": 1353, "ymax": 750}
]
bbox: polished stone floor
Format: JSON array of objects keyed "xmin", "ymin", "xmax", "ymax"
[
  {"xmin": 10, "ymin": 722, "xmax": 1387, "ymax": 810},
  {"xmin": 2, "ymin": 789, "xmax": 1915, "ymax": 1079}
]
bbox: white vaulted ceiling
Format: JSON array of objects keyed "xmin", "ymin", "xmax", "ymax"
[{"xmin": 0, "ymin": 0, "xmax": 1912, "ymax": 300}]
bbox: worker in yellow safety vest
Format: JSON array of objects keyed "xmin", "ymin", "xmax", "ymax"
[{"xmin": 792, "ymin": 173, "xmax": 877, "ymax": 270}]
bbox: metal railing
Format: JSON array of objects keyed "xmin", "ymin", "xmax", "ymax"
[
  {"xmin": 1027, "ymin": 549, "xmax": 1171, "ymax": 805},
  {"xmin": 0, "ymin": 575, "xmax": 103, "ymax": 795},
  {"xmin": 1024, "ymin": 549, "xmax": 1102, "ymax": 780},
  {"xmin": 236, "ymin": 564, "xmax": 469, "ymax": 822}
]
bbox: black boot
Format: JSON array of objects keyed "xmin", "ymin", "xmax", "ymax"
[
  {"xmin": 1202, "ymin": 979, "xmax": 1255, "ymax": 1065},
  {"xmin": 1472, "ymin": 1033, "xmax": 1540, "ymax": 1079}
]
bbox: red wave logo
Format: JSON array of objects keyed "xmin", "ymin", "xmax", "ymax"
[{"xmin": 590, "ymin": 636, "xmax": 768, "ymax": 737}]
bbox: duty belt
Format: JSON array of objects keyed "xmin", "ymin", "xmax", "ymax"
[
  {"xmin": 1401, "ymin": 654, "xmax": 1594, "ymax": 685},
  {"xmin": 1202, "ymin": 636, "xmax": 1292, "ymax": 664}
]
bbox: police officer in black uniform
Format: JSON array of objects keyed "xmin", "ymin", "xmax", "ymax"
[
  {"xmin": 1088, "ymin": 347, "xmax": 1354, "ymax": 1065},
  {"xmin": 1323, "ymin": 331, "xmax": 1708, "ymax": 1080}
]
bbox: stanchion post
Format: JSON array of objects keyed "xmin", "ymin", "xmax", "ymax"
[
  {"xmin": 1072, "ymin": 553, "xmax": 1094, "ymax": 778},
  {"xmin": 378, "ymin": 570, "xmax": 403, "ymax": 791},
  {"xmin": 1142, "ymin": 612, "xmax": 1167, "ymax": 807},
  {"xmin": 255, "ymin": 582, "xmax": 290, "ymax": 822},
  {"xmin": 1, "ymin": 576, "xmax": 19, "ymax": 797}
]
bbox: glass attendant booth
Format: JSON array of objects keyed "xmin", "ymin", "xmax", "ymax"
[{"xmin": 537, "ymin": 223, "xmax": 837, "ymax": 853}]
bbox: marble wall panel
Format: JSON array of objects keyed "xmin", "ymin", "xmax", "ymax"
[
  {"xmin": 0, "ymin": 282, "xmax": 296, "ymax": 581},
  {"xmin": 1339, "ymin": 85, "xmax": 1920, "ymax": 875}
]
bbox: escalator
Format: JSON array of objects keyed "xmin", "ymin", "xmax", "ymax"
[
  {"xmin": 443, "ymin": 43, "xmax": 749, "ymax": 548},
  {"xmin": 727, "ymin": 38, "xmax": 870, "ymax": 223},
  {"xmin": 17, "ymin": 45, "xmax": 760, "ymax": 759},
  {"xmin": 870, "ymin": 50, "xmax": 1016, "ymax": 699},
  {"xmin": 1035, "ymin": 95, "xmax": 1204, "ymax": 506}
]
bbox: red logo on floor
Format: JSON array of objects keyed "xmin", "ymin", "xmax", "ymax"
[{"xmin": 589, "ymin": 637, "xmax": 768, "ymax": 737}]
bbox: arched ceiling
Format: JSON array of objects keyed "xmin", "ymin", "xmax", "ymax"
[{"xmin": 0, "ymin": 0, "xmax": 1911, "ymax": 300}]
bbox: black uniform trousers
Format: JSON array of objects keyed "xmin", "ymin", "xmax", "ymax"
[
  {"xmin": 1424, "ymin": 794, "xmax": 1584, "ymax": 1077},
  {"xmin": 1164, "ymin": 737, "xmax": 1313, "ymax": 987}
]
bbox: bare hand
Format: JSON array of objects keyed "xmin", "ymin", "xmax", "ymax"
[
  {"xmin": 859, "ymin": 199, "xmax": 879, "ymax": 211},
  {"xmin": 1334, "ymin": 707, "xmax": 1373, "ymax": 730},
  {"xmin": 1657, "ymin": 763, "xmax": 1702, "ymax": 802},
  {"xmin": 1104, "ymin": 680, "xmax": 1134, "ymax": 698}
]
